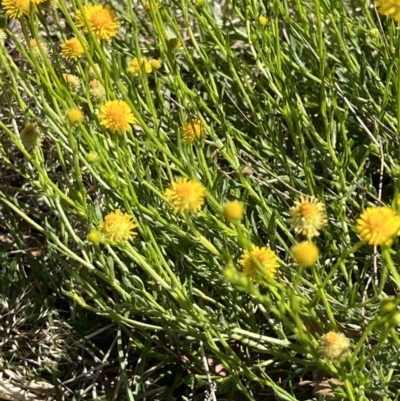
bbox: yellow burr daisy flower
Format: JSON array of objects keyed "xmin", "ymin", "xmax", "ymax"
[
  {"xmin": 99, "ymin": 100, "xmax": 135, "ymax": 134},
  {"xmin": 76, "ymin": 4, "xmax": 119, "ymax": 40},
  {"xmin": 356, "ymin": 206, "xmax": 400, "ymax": 246},
  {"xmin": 258, "ymin": 16, "xmax": 268, "ymax": 26},
  {"xmin": 127, "ymin": 57, "xmax": 152, "ymax": 76},
  {"xmin": 292, "ymin": 241, "xmax": 319, "ymax": 267},
  {"xmin": 150, "ymin": 59, "xmax": 162, "ymax": 69},
  {"xmin": 223, "ymin": 201, "xmax": 244, "ymax": 221},
  {"xmin": 289, "ymin": 195, "xmax": 327, "ymax": 238},
  {"xmin": 375, "ymin": 0, "xmax": 400, "ymax": 21},
  {"xmin": 180, "ymin": 119, "xmax": 206, "ymax": 145},
  {"xmin": 164, "ymin": 178, "xmax": 206, "ymax": 213},
  {"xmin": 240, "ymin": 245, "xmax": 280, "ymax": 282},
  {"xmin": 99, "ymin": 210, "xmax": 137, "ymax": 242},
  {"xmin": 318, "ymin": 332, "xmax": 351, "ymax": 361},
  {"xmin": 2, "ymin": 0, "xmax": 30, "ymax": 19},
  {"xmin": 61, "ymin": 37, "xmax": 85, "ymax": 61},
  {"xmin": 67, "ymin": 108, "xmax": 84, "ymax": 124}
]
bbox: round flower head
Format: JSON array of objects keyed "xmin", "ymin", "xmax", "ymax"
[
  {"xmin": 67, "ymin": 108, "xmax": 84, "ymax": 124},
  {"xmin": 127, "ymin": 57, "xmax": 152, "ymax": 76},
  {"xmin": 76, "ymin": 4, "xmax": 119, "ymax": 40},
  {"xmin": 63, "ymin": 73, "xmax": 81, "ymax": 92},
  {"xmin": 150, "ymin": 59, "xmax": 162, "ymax": 70},
  {"xmin": 99, "ymin": 209, "xmax": 137, "ymax": 242},
  {"xmin": 29, "ymin": 39, "xmax": 49, "ymax": 61},
  {"xmin": 292, "ymin": 241, "xmax": 319, "ymax": 267},
  {"xmin": 376, "ymin": 0, "xmax": 400, "ymax": 21},
  {"xmin": 61, "ymin": 37, "xmax": 85, "ymax": 61},
  {"xmin": 356, "ymin": 206, "xmax": 400, "ymax": 246},
  {"xmin": 289, "ymin": 195, "xmax": 327, "ymax": 238},
  {"xmin": 223, "ymin": 201, "xmax": 244, "ymax": 221},
  {"xmin": 164, "ymin": 178, "xmax": 206, "ymax": 213},
  {"xmin": 2, "ymin": 0, "xmax": 30, "ymax": 19},
  {"xmin": 20, "ymin": 124, "xmax": 43, "ymax": 150},
  {"xmin": 0, "ymin": 29, "xmax": 7, "ymax": 45},
  {"xmin": 318, "ymin": 332, "xmax": 350, "ymax": 361},
  {"xmin": 88, "ymin": 79, "xmax": 106, "ymax": 102},
  {"xmin": 87, "ymin": 229, "xmax": 102, "ymax": 244},
  {"xmin": 180, "ymin": 119, "xmax": 206, "ymax": 145},
  {"xmin": 86, "ymin": 151, "xmax": 99, "ymax": 163},
  {"xmin": 31, "ymin": 0, "xmax": 47, "ymax": 3},
  {"xmin": 99, "ymin": 100, "xmax": 135, "ymax": 134},
  {"xmin": 240, "ymin": 245, "xmax": 280, "ymax": 282},
  {"xmin": 258, "ymin": 16, "xmax": 268, "ymax": 26}
]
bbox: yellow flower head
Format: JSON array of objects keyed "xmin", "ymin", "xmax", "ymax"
[
  {"xmin": 63, "ymin": 73, "xmax": 81, "ymax": 92},
  {"xmin": 223, "ymin": 201, "xmax": 244, "ymax": 221},
  {"xmin": 165, "ymin": 177, "xmax": 206, "ymax": 213},
  {"xmin": 99, "ymin": 100, "xmax": 135, "ymax": 134},
  {"xmin": 31, "ymin": 0, "xmax": 46, "ymax": 3},
  {"xmin": 180, "ymin": 119, "xmax": 206, "ymax": 145},
  {"xmin": 29, "ymin": 39, "xmax": 49, "ymax": 61},
  {"xmin": 76, "ymin": 4, "xmax": 119, "ymax": 40},
  {"xmin": 240, "ymin": 245, "xmax": 280, "ymax": 282},
  {"xmin": 150, "ymin": 59, "xmax": 162, "ymax": 69},
  {"xmin": 87, "ymin": 229, "xmax": 102, "ymax": 244},
  {"xmin": 318, "ymin": 332, "xmax": 350, "ymax": 361},
  {"xmin": 288, "ymin": 195, "xmax": 327, "ymax": 238},
  {"xmin": 2, "ymin": 0, "xmax": 30, "ymax": 19},
  {"xmin": 127, "ymin": 57, "xmax": 152, "ymax": 76},
  {"xmin": 292, "ymin": 241, "xmax": 319, "ymax": 267},
  {"xmin": 99, "ymin": 209, "xmax": 137, "ymax": 242},
  {"xmin": 61, "ymin": 37, "xmax": 85, "ymax": 61},
  {"xmin": 67, "ymin": 108, "xmax": 84, "ymax": 124},
  {"xmin": 86, "ymin": 151, "xmax": 99, "ymax": 163},
  {"xmin": 356, "ymin": 206, "xmax": 400, "ymax": 246},
  {"xmin": 88, "ymin": 79, "xmax": 106, "ymax": 102},
  {"xmin": 258, "ymin": 16, "xmax": 268, "ymax": 26},
  {"xmin": 375, "ymin": 0, "xmax": 400, "ymax": 21},
  {"xmin": 20, "ymin": 124, "xmax": 43, "ymax": 150}
]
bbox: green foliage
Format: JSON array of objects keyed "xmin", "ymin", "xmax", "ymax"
[{"xmin": 2, "ymin": 0, "xmax": 400, "ymax": 399}]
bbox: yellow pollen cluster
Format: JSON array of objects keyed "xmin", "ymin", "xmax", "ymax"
[
  {"xmin": 67, "ymin": 108, "xmax": 84, "ymax": 124},
  {"xmin": 223, "ymin": 201, "xmax": 244, "ymax": 221},
  {"xmin": 292, "ymin": 241, "xmax": 319, "ymax": 267}
]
